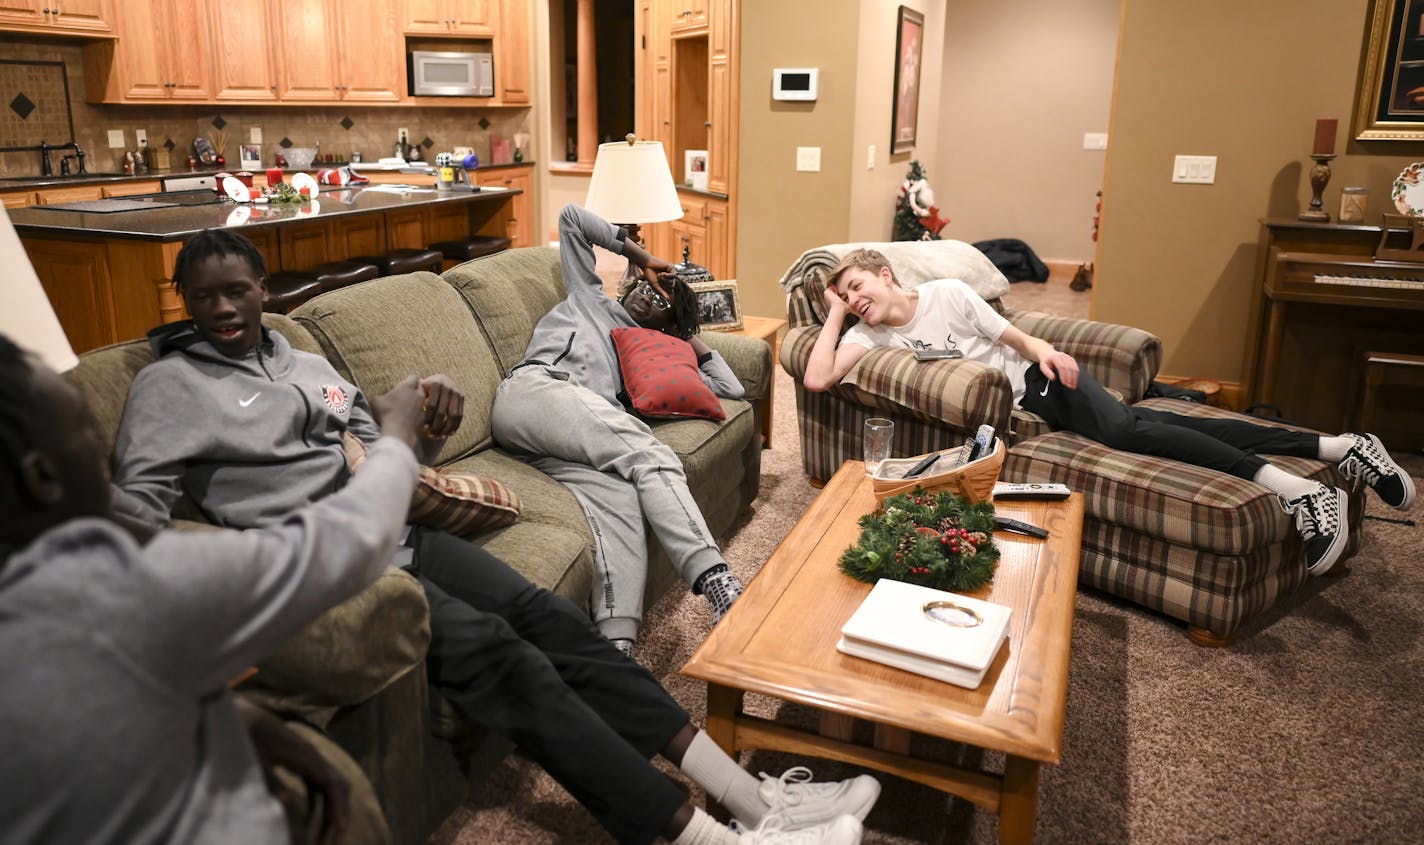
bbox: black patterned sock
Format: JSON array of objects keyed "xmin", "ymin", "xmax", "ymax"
[{"xmin": 696, "ymin": 565, "xmax": 744, "ymax": 623}]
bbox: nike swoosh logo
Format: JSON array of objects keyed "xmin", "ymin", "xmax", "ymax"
[{"xmin": 238, "ymin": 392, "xmax": 261, "ymax": 408}]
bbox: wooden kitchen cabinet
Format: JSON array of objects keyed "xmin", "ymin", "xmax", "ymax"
[
  {"xmin": 495, "ymin": 0, "xmax": 530, "ymax": 105},
  {"xmin": 276, "ymin": 0, "xmax": 403, "ymax": 103},
  {"xmin": 32, "ymin": 185, "xmax": 104, "ymax": 205},
  {"xmin": 1, "ymin": 188, "xmax": 32, "ymax": 209},
  {"xmin": 208, "ymin": 0, "xmax": 279, "ymax": 102},
  {"xmin": 101, "ymin": 180, "xmax": 162, "ymax": 197},
  {"xmin": 84, "ymin": 0, "xmax": 211, "ymax": 102},
  {"xmin": 0, "ymin": 0, "xmax": 111, "ymax": 35},
  {"xmin": 25, "ymin": 239, "xmax": 116, "ymax": 355},
  {"xmin": 404, "ymin": 0, "xmax": 493, "ymax": 35},
  {"xmin": 474, "ymin": 165, "xmax": 533, "ymax": 247},
  {"xmin": 668, "ymin": 0, "xmax": 707, "ymax": 33}
]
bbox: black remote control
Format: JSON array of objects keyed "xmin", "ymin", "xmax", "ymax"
[
  {"xmin": 903, "ymin": 452, "xmax": 941, "ymax": 479},
  {"xmin": 993, "ymin": 516, "xmax": 1049, "ymax": 539}
]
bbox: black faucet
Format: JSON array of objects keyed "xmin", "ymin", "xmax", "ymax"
[{"xmin": 38, "ymin": 140, "xmax": 86, "ymax": 177}]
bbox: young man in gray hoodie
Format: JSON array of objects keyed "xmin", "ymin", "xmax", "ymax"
[
  {"xmin": 109, "ymin": 229, "xmax": 879, "ymax": 845},
  {"xmin": 492, "ymin": 203, "xmax": 747, "ymax": 656},
  {"xmin": 0, "ymin": 331, "xmax": 427, "ymax": 843}
]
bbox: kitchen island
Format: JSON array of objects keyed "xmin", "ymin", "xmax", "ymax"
[{"xmin": 10, "ymin": 183, "xmax": 517, "ymax": 353}]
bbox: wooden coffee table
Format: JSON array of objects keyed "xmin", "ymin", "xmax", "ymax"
[{"xmin": 682, "ymin": 461, "xmax": 1083, "ymax": 843}]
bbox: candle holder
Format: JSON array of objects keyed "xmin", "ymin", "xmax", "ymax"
[{"xmin": 1299, "ymin": 153, "xmax": 1335, "ymax": 222}]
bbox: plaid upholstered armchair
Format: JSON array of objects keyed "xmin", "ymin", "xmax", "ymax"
[
  {"xmin": 780, "ymin": 241, "xmax": 1364, "ymax": 645},
  {"xmin": 778, "ymin": 240, "xmax": 1162, "ymax": 480}
]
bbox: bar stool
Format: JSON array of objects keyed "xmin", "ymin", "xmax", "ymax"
[
  {"xmin": 349, "ymin": 248, "xmax": 445, "ymax": 277},
  {"xmin": 429, "ymin": 235, "xmax": 512, "ymax": 270},
  {"xmin": 262, "ymin": 260, "xmax": 380, "ymax": 314}
]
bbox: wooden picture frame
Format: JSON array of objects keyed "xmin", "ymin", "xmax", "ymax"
[
  {"xmin": 1355, "ymin": 0, "xmax": 1424, "ymax": 140},
  {"xmin": 690, "ymin": 279, "xmax": 742, "ymax": 332},
  {"xmin": 891, "ymin": 5, "xmax": 925, "ymax": 154}
]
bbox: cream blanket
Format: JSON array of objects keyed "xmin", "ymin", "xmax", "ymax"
[{"xmin": 778, "ymin": 239, "xmax": 1010, "ymax": 303}]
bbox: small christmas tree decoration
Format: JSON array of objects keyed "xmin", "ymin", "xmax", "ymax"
[{"xmin": 839, "ymin": 489, "xmax": 999, "ymax": 592}]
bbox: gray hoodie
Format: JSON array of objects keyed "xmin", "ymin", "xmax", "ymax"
[
  {"xmin": 113, "ymin": 323, "xmax": 382, "ymax": 533},
  {"xmin": 516, "ymin": 204, "xmax": 743, "ymax": 406},
  {"xmin": 0, "ymin": 436, "xmax": 417, "ymax": 844}
]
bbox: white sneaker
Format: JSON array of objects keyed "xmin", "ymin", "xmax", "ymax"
[
  {"xmin": 737, "ymin": 814, "xmax": 863, "ymax": 844},
  {"xmin": 756, "ymin": 766, "xmax": 881, "ymax": 828}
]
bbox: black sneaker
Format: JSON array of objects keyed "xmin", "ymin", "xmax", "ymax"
[
  {"xmin": 1339, "ymin": 433, "xmax": 1416, "ymax": 509},
  {"xmin": 1279, "ymin": 484, "xmax": 1349, "ymax": 575}
]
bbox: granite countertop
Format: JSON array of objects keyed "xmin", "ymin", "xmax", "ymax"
[
  {"xmin": 0, "ymin": 161, "xmax": 535, "ymax": 191},
  {"xmin": 9, "ymin": 184, "xmax": 518, "ymax": 241}
]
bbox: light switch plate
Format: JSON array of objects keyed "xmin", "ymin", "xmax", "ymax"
[
  {"xmin": 107, "ymin": 129, "xmax": 125, "ymax": 148},
  {"xmin": 867, "ymin": 144, "xmax": 876, "ymax": 169},
  {"xmin": 250, "ymin": 127, "xmax": 262, "ymax": 143},
  {"xmin": 134, "ymin": 129, "xmax": 147, "ymax": 146},
  {"xmin": 1083, "ymin": 132, "xmax": 1108, "ymax": 150},
  {"xmin": 796, "ymin": 146, "xmax": 821, "ymax": 172},
  {"xmin": 1172, "ymin": 154, "xmax": 1217, "ymax": 184}
]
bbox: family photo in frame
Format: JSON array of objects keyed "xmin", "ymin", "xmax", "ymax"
[
  {"xmin": 690, "ymin": 279, "xmax": 742, "ymax": 332},
  {"xmin": 891, "ymin": 5, "xmax": 925, "ymax": 154}
]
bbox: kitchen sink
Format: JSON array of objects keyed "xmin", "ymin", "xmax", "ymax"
[{"xmin": 0, "ymin": 172, "xmax": 129, "ymax": 181}]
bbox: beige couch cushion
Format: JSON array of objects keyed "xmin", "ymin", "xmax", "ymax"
[{"xmin": 291, "ymin": 273, "xmax": 505, "ymax": 463}]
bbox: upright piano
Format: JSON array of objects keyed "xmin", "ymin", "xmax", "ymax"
[{"xmin": 1249, "ymin": 219, "xmax": 1424, "ymax": 449}]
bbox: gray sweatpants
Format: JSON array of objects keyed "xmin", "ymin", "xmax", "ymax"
[{"xmin": 491, "ymin": 366, "xmax": 725, "ymax": 641}]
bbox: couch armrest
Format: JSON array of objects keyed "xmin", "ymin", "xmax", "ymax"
[
  {"xmin": 698, "ymin": 331, "xmax": 772, "ymax": 404},
  {"xmin": 781, "ymin": 326, "xmax": 1012, "ymax": 435},
  {"xmin": 1008, "ymin": 310, "xmax": 1162, "ymax": 403},
  {"xmin": 243, "ymin": 567, "xmax": 431, "ymax": 727}
]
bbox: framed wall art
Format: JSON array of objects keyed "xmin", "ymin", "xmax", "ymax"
[
  {"xmin": 238, "ymin": 143, "xmax": 262, "ymax": 171},
  {"xmin": 690, "ymin": 279, "xmax": 742, "ymax": 332},
  {"xmin": 891, "ymin": 5, "xmax": 925, "ymax": 154},
  {"xmin": 1356, "ymin": 0, "xmax": 1424, "ymax": 140}
]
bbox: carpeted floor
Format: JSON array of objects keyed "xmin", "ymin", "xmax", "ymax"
[{"xmin": 430, "ymin": 280, "xmax": 1424, "ymax": 844}]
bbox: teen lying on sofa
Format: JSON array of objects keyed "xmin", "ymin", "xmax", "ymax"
[
  {"xmin": 0, "ymin": 330, "xmax": 423, "ymax": 843},
  {"xmin": 109, "ymin": 229, "xmax": 881, "ymax": 845},
  {"xmin": 804, "ymin": 248, "xmax": 1414, "ymax": 576},
  {"xmin": 492, "ymin": 204, "xmax": 747, "ymax": 657}
]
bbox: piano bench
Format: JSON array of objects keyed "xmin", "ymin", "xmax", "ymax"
[{"xmin": 1356, "ymin": 350, "xmax": 1424, "ymax": 433}]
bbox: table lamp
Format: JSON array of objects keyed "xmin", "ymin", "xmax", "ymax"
[
  {"xmin": 584, "ymin": 135, "xmax": 684, "ymax": 241},
  {"xmin": 0, "ymin": 206, "xmax": 76, "ymax": 372}
]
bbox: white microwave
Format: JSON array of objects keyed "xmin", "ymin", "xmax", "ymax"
[{"xmin": 409, "ymin": 50, "xmax": 494, "ymax": 97}]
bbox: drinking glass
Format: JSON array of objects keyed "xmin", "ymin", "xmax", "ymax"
[{"xmin": 863, "ymin": 418, "xmax": 894, "ymax": 476}]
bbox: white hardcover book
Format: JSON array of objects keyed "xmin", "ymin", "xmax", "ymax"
[{"xmin": 837, "ymin": 579, "xmax": 1012, "ymax": 689}]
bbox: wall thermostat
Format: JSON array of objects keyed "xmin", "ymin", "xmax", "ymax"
[{"xmin": 772, "ymin": 68, "xmax": 819, "ymax": 101}]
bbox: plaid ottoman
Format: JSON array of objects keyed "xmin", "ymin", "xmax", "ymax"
[{"xmin": 1004, "ymin": 399, "xmax": 1366, "ymax": 644}]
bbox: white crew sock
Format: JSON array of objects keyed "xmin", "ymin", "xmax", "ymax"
[
  {"xmin": 670, "ymin": 807, "xmax": 738, "ymax": 845},
  {"xmin": 679, "ymin": 730, "xmax": 769, "ymax": 826},
  {"xmin": 1254, "ymin": 463, "xmax": 1319, "ymax": 500},
  {"xmin": 1318, "ymin": 434, "xmax": 1354, "ymax": 462}
]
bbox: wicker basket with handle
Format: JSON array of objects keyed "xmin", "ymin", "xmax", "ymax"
[{"xmin": 871, "ymin": 438, "xmax": 1005, "ymax": 506}]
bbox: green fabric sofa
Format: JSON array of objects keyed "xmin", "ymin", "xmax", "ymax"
[{"xmin": 67, "ymin": 246, "xmax": 771, "ymax": 844}]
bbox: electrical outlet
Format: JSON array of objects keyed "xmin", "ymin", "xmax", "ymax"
[
  {"xmin": 107, "ymin": 129, "xmax": 125, "ymax": 149},
  {"xmin": 1171, "ymin": 154, "xmax": 1217, "ymax": 184},
  {"xmin": 1083, "ymin": 132, "xmax": 1108, "ymax": 150},
  {"xmin": 134, "ymin": 129, "xmax": 148, "ymax": 146},
  {"xmin": 398, "ymin": 127, "xmax": 409, "ymax": 145},
  {"xmin": 867, "ymin": 144, "xmax": 876, "ymax": 169},
  {"xmin": 250, "ymin": 127, "xmax": 262, "ymax": 143},
  {"xmin": 796, "ymin": 146, "xmax": 821, "ymax": 172}
]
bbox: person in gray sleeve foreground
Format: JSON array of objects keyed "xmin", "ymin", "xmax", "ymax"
[
  {"xmin": 0, "ymin": 331, "xmax": 426, "ymax": 844},
  {"xmin": 492, "ymin": 204, "xmax": 747, "ymax": 657},
  {"xmin": 107, "ymin": 230, "xmax": 879, "ymax": 845}
]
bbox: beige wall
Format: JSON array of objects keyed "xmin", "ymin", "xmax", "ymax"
[
  {"xmin": 936, "ymin": 0, "xmax": 1117, "ymax": 262},
  {"xmin": 848, "ymin": 1, "xmax": 946, "ymax": 242},
  {"xmin": 1096, "ymin": 0, "xmax": 1421, "ymax": 383},
  {"xmin": 736, "ymin": 0, "xmax": 861, "ymax": 320}
]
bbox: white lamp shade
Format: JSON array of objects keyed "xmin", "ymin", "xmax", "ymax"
[
  {"xmin": 584, "ymin": 140, "xmax": 684, "ymax": 225},
  {"xmin": 0, "ymin": 205, "xmax": 77, "ymax": 373}
]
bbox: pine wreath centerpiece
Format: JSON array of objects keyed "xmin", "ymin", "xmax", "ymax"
[{"xmin": 839, "ymin": 488, "xmax": 999, "ymax": 592}]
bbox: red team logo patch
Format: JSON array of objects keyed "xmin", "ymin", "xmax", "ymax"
[{"xmin": 321, "ymin": 384, "xmax": 351, "ymax": 415}]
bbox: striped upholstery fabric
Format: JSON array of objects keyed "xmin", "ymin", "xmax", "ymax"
[
  {"xmin": 1005, "ymin": 308, "xmax": 1162, "ymax": 404},
  {"xmin": 1005, "ymin": 399, "xmax": 1366, "ymax": 637}
]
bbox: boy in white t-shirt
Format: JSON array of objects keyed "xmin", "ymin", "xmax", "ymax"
[{"xmin": 804, "ymin": 248, "xmax": 1415, "ymax": 576}]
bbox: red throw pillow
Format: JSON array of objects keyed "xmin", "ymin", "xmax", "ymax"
[{"xmin": 611, "ymin": 327, "xmax": 726, "ymax": 421}]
